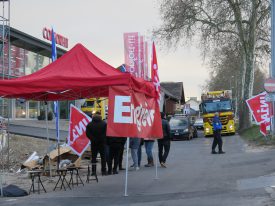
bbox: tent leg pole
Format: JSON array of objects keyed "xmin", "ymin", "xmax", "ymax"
[
  {"xmin": 45, "ymin": 102, "xmax": 53, "ymax": 181},
  {"xmin": 124, "ymin": 137, "xmax": 129, "ymax": 197},
  {"xmin": 154, "ymin": 140, "xmax": 159, "ymax": 180}
]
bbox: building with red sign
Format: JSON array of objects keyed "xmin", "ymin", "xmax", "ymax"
[{"xmin": 0, "ymin": 27, "xmax": 70, "ymax": 119}]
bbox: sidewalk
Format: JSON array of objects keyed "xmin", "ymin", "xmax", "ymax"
[{"xmin": 8, "ymin": 119, "xmax": 69, "ymax": 131}]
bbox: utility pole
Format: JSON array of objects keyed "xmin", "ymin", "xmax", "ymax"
[{"xmin": 271, "ymin": 0, "xmax": 275, "ymax": 135}]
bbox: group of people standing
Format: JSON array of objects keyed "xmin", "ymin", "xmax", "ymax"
[
  {"xmin": 85, "ymin": 111, "xmax": 126, "ymax": 175},
  {"xmin": 85, "ymin": 111, "xmax": 172, "ymax": 176}
]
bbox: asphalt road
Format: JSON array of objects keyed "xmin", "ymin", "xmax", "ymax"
[
  {"xmin": 8, "ymin": 124, "xmax": 68, "ymax": 141},
  {"xmin": 2, "ymin": 131, "xmax": 275, "ymax": 206}
]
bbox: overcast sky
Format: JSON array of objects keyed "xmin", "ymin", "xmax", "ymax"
[{"xmin": 8, "ymin": 0, "xmax": 208, "ymax": 99}]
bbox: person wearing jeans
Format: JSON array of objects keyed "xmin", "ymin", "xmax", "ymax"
[
  {"xmin": 130, "ymin": 137, "xmax": 141, "ymax": 170},
  {"xmin": 144, "ymin": 140, "xmax": 154, "ymax": 167}
]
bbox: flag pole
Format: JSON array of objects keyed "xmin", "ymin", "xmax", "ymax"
[
  {"xmin": 124, "ymin": 137, "xmax": 129, "ymax": 196},
  {"xmin": 51, "ymin": 27, "xmax": 60, "ymax": 170},
  {"xmin": 57, "ymin": 101, "xmax": 60, "ymax": 170}
]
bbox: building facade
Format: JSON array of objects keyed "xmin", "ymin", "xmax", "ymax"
[{"xmin": 0, "ymin": 27, "xmax": 72, "ymax": 119}]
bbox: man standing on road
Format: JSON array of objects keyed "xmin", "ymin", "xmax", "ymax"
[
  {"xmin": 86, "ymin": 111, "xmax": 107, "ymax": 176},
  {"xmin": 211, "ymin": 112, "xmax": 225, "ymax": 154},
  {"xmin": 158, "ymin": 112, "xmax": 171, "ymax": 168}
]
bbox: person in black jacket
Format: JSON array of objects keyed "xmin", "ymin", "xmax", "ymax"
[
  {"xmin": 158, "ymin": 112, "xmax": 171, "ymax": 168},
  {"xmin": 86, "ymin": 112, "xmax": 107, "ymax": 176},
  {"xmin": 107, "ymin": 136, "xmax": 125, "ymax": 174}
]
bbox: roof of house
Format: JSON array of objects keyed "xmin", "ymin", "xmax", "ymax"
[{"xmin": 160, "ymin": 82, "xmax": 185, "ymax": 104}]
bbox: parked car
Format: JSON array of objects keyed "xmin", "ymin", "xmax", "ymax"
[
  {"xmin": 169, "ymin": 116, "xmax": 197, "ymax": 140},
  {"xmin": 194, "ymin": 118, "xmax": 204, "ymax": 130}
]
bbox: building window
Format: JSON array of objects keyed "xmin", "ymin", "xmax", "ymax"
[
  {"xmin": 29, "ymin": 101, "xmax": 38, "ymax": 119},
  {"xmin": 15, "ymin": 99, "xmax": 26, "ymax": 118}
]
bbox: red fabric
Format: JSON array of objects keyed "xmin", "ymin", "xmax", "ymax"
[
  {"xmin": 260, "ymin": 122, "xmax": 268, "ymax": 136},
  {"xmin": 246, "ymin": 92, "xmax": 272, "ymax": 124},
  {"xmin": 67, "ymin": 104, "xmax": 91, "ymax": 156},
  {"xmin": 107, "ymin": 86, "xmax": 163, "ymax": 138},
  {"xmin": 0, "ymin": 43, "xmax": 156, "ymax": 100},
  {"xmin": 151, "ymin": 42, "xmax": 161, "ymax": 106}
]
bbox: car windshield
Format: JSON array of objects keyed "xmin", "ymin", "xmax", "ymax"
[
  {"xmin": 202, "ymin": 100, "xmax": 232, "ymax": 113},
  {"xmin": 82, "ymin": 101, "xmax": 95, "ymax": 107},
  {"xmin": 170, "ymin": 118, "xmax": 188, "ymax": 127},
  {"xmin": 195, "ymin": 118, "xmax": 203, "ymax": 123}
]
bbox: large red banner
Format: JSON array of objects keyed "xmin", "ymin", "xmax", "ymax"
[
  {"xmin": 124, "ymin": 32, "xmax": 139, "ymax": 77},
  {"xmin": 67, "ymin": 104, "xmax": 91, "ymax": 156},
  {"xmin": 246, "ymin": 92, "xmax": 272, "ymax": 124},
  {"xmin": 107, "ymin": 86, "xmax": 163, "ymax": 138},
  {"xmin": 246, "ymin": 92, "xmax": 272, "ymax": 136}
]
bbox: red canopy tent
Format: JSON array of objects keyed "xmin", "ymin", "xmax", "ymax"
[
  {"xmin": 0, "ymin": 43, "xmax": 162, "ymax": 196},
  {"xmin": 0, "ymin": 43, "xmax": 156, "ymax": 100}
]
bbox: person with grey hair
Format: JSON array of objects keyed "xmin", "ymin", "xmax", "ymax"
[{"xmin": 211, "ymin": 112, "xmax": 225, "ymax": 154}]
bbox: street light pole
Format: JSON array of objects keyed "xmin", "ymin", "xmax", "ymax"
[{"xmin": 271, "ymin": 0, "xmax": 275, "ymax": 135}]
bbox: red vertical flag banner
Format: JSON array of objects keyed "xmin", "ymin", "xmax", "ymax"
[
  {"xmin": 124, "ymin": 32, "xmax": 139, "ymax": 77},
  {"xmin": 144, "ymin": 41, "xmax": 149, "ymax": 80},
  {"xmin": 67, "ymin": 104, "xmax": 92, "ymax": 156},
  {"xmin": 151, "ymin": 42, "xmax": 161, "ymax": 106},
  {"xmin": 139, "ymin": 36, "xmax": 145, "ymax": 79},
  {"xmin": 107, "ymin": 86, "xmax": 163, "ymax": 138}
]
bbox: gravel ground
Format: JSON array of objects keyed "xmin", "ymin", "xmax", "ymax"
[{"xmin": 0, "ymin": 134, "xmax": 91, "ymax": 194}]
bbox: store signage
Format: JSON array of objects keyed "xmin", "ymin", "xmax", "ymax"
[{"xmin": 42, "ymin": 27, "xmax": 68, "ymax": 48}]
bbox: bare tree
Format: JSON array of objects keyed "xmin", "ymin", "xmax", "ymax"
[
  {"xmin": 154, "ymin": 0, "xmax": 270, "ymax": 130},
  {"xmin": 205, "ymin": 44, "xmax": 266, "ymax": 118}
]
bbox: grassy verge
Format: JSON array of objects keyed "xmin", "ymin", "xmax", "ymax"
[{"xmin": 239, "ymin": 125, "xmax": 275, "ymax": 146}]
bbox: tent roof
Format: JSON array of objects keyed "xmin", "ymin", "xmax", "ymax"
[{"xmin": 0, "ymin": 43, "xmax": 155, "ymax": 101}]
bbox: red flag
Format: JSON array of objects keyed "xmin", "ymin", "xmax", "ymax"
[
  {"xmin": 107, "ymin": 86, "xmax": 163, "ymax": 138},
  {"xmin": 151, "ymin": 42, "xmax": 161, "ymax": 106},
  {"xmin": 123, "ymin": 32, "xmax": 139, "ymax": 77},
  {"xmin": 67, "ymin": 104, "xmax": 92, "ymax": 156},
  {"xmin": 246, "ymin": 92, "xmax": 272, "ymax": 124}
]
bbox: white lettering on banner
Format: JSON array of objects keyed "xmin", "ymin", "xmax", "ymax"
[
  {"xmin": 114, "ymin": 96, "xmax": 132, "ymax": 123},
  {"xmin": 258, "ymin": 96, "xmax": 270, "ymax": 123},
  {"xmin": 71, "ymin": 118, "xmax": 89, "ymax": 143},
  {"xmin": 113, "ymin": 95, "xmax": 155, "ymax": 131},
  {"xmin": 127, "ymin": 35, "xmax": 138, "ymax": 76}
]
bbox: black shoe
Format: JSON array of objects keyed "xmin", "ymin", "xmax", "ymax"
[
  {"xmin": 119, "ymin": 167, "xmax": 125, "ymax": 170},
  {"xmin": 113, "ymin": 171, "xmax": 118, "ymax": 174},
  {"xmin": 108, "ymin": 171, "xmax": 112, "ymax": 175},
  {"xmin": 218, "ymin": 151, "xmax": 225, "ymax": 154},
  {"xmin": 102, "ymin": 171, "xmax": 108, "ymax": 176},
  {"xmin": 211, "ymin": 151, "xmax": 217, "ymax": 154}
]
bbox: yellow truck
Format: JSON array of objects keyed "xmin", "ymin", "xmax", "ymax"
[
  {"xmin": 200, "ymin": 90, "xmax": 235, "ymax": 137},
  {"xmin": 81, "ymin": 98, "xmax": 108, "ymax": 119}
]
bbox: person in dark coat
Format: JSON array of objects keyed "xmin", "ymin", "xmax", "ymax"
[
  {"xmin": 107, "ymin": 136, "xmax": 125, "ymax": 174},
  {"xmin": 211, "ymin": 112, "xmax": 225, "ymax": 154},
  {"xmin": 86, "ymin": 112, "xmax": 107, "ymax": 176},
  {"xmin": 158, "ymin": 112, "xmax": 171, "ymax": 168}
]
